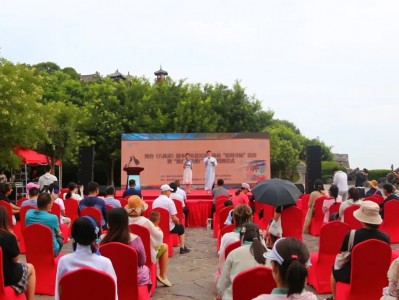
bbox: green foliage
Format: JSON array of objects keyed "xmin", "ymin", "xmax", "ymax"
[
  {"xmin": 0, "ymin": 59, "xmax": 46, "ymax": 169},
  {"xmin": 368, "ymin": 169, "xmax": 391, "ymax": 181}
]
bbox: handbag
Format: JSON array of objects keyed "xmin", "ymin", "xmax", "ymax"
[
  {"xmin": 334, "ymin": 229, "xmax": 355, "ymax": 270},
  {"xmin": 267, "ymin": 218, "xmax": 282, "ymax": 238}
]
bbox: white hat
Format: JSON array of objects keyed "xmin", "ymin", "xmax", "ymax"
[
  {"xmin": 160, "ymin": 184, "xmax": 173, "ymax": 192},
  {"xmin": 241, "ymin": 183, "xmax": 251, "ymax": 192},
  {"xmin": 353, "ymin": 201, "xmax": 383, "ymax": 225}
]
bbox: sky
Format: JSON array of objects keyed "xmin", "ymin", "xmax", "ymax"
[{"xmin": 1, "ymin": 0, "xmax": 398, "ymax": 170}]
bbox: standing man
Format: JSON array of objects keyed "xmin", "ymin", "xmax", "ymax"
[
  {"xmin": 38, "ymin": 165, "xmax": 58, "ymax": 193},
  {"xmin": 355, "ymin": 168, "xmax": 368, "ymax": 198},
  {"xmin": 204, "ymin": 150, "xmax": 217, "ymax": 193},
  {"xmin": 333, "ymin": 167, "xmax": 348, "ymax": 201}
]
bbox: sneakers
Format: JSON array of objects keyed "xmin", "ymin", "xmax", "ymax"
[
  {"xmin": 180, "ymin": 246, "xmax": 191, "ymax": 254},
  {"xmin": 157, "ymin": 275, "xmax": 172, "ymax": 287}
]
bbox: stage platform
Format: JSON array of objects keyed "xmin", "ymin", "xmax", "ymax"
[{"xmin": 115, "ymin": 189, "xmax": 216, "ymax": 227}]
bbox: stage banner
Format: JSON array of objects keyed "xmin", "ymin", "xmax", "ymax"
[{"xmin": 121, "ymin": 133, "xmax": 270, "ymax": 189}]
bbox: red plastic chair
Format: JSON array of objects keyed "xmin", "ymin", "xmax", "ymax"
[
  {"xmin": 218, "ymin": 206, "xmax": 233, "ymax": 233},
  {"xmin": 100, "ymin": 242, "xmax": 150, "ymax": 300},
  {"xmin": 16, "ymin": 197, "xmax": 28, "ymax": 207},
  {"xmin": 342, "ymin": 205, "xmax": 362, "ymax": 229},
  {"xmin": 58, "ymin": 268, "xmax": 116, "ymax": 300},
  {"xmin": 23, "ymin": 223, "xmax": 63, "ymax": 295},
  {"xmin": 80, "ymin": 207, "xmax": 102, "ymax": 233},
  {"xmin": 309, "ymin": 195, "xmax": 328, "ymax": 236},
  {"xmin": 298, "ymin": 194, "xmax": 310, "ymax": 223},
  {"xmin": 364, "ymin": 195, "xmax": 384, "ymax": 205},
  {"xmin": 307, "ymin": 221, "xmax": 351, "ymax": 293},
  {"xmin": 224, "ymin": 240, "xmax": 241, "ymax": 259},
  {"xmin": 217, "ymin": 224, "xmax": 235, "ymax": 251},
  {"xmin": 213, "ymin": 195, "xmax": 230, "ymax": 237},
  {"xmin": 379, "ymin": 200, "xmax": 399, "ymax": 243},
  {"xmin": 171, "ymin": 199, "xmax": 185, "ymax": 246},
  {"xmin": 152, "ymin": 207, "xmax": 173, "ymax": 257},
  {"xmin": 105, "ymin": 204, "xmax": 113, "ymax": 211},
  {"xmin": 64, "ymin": 199, "xmax": 79, "ymax": 225},
  {"xmin": 336, "ymin": 239, "xmax": 391, "ymax": 300},
  {"xmin": 18, "ymin": 205, "xmax": 35, "ymax": 253},
  {"xmin": 0, "ymin": 247, "xmax": 25, "ymax": 299},
  {"xmin": 130, "ymin": 223, "xmax": 157, "ymax": 295},
  {"xmin": 281, "ymin": 206, "xmax": 303, "ymax": 241},
  {"xmin": 50, "ymin": 202, "xmax": 69, "ymax": 242},
  {"xmin": 232, "ymin": 266, "xmax": 276, "ymax": 300}
]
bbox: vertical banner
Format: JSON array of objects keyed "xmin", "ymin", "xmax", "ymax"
[{"xmin": 121, "ymin": 133, "xmax": 270, "ymax": 188}]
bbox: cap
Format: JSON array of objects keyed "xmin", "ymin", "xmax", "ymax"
[
  {"xmin": 160, "ymin": 184, "xmax": 173, "ymax": 192},
  {"xmin": 241, "ymin": 183, "xmax": 251, "ymax": 192}
]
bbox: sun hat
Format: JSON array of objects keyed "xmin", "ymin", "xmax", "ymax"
[
  {"xmin": 160, "ymin": 184, "xmax": 173, "ymax": 192},
  {"xmin": 241, "ymin": 183, "xmax": 251, "ymax": 192},
  {"xmin": 368, "ymin": 180, "xmax": 379, "ymax": 190},
  {"xmin": 125, "ymin": 195, "xmax": 148, "ymax": 216},
  {"xmin": 26, "ymin": 182, "xmax": 40, "ymax": 191},
  {"xmin": 263, "ymin": 237, "xmax": 286, "ymax": 265},
  {"xmin": 353, "ymin": 201, "xmax": 382, "ymax": 225}
]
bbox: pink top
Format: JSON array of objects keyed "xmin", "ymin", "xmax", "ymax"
[{"xmin": 231, "ymin": 192, "xmax": 249, "ymax": 207}]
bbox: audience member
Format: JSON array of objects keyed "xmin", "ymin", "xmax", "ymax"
[
  {"xmin": 380, "ymin": 183, "xmax": 399, "ymax": 219},
  {"xmin": 78, "ymin": 182, "xmax": 107, "ymax": 229},
  {"xmin": 322, "ymin": 184, "xmax": 342, "ymax": 223},
  {"xmin": 55, "ymin": 216, "xmax": 117, "ymax": 300},
  {"xmin": 0, "ymin": 182, "xmax": 20, "ymax": 216},
  {"xmin": 338, "ymin": 187, "xmax": 362, "ymax": 221},
  {"xmin": 152, "ymin": 184, "xmax": 190, "ymax": 254},
  {"xmin": 231, "ymin": 183, "xmax": 251, "ymax": 207},
  {"xmin": 212, "ymin": 179, "xmax": 230, "ymax": 204},
  {"xmin": 175, "ymin": 180, "xmax": 189, "ymax": 226},
  {"xmin": 25, "ymin": 193, "xmax": 64, "ymax": 257},
  {"xmin": 21, "ymin": 183, "xmax": 40, "ymax": 208},
  {"xmin": 381, "ymin": 257, "xmax": 399, "ymax": 299},
  {"xmin": 265, "ymin": 204, "xmax": 296, "ymax": 247},
  {"xmin": 217, "ymin": 222, "xmax": 267, "ymax": 300},
  {"xmin": 48, "ymin": 183, "xmax": 71, "ymax": 227},
  {"xmin": 365, "ymin": 180, "xmax": 383, "ymax": 197},
  {"xmin": 355, "ymin": 168, "xmax": 368, "ymax": 198},
  {"xmin": 223, "ymin": 200, "xmax": 234, "ymax": 225},
  {"xmin": 0, "ymin": 206, "xmax": 36, "ymax": 300},
  {"xmin": 217, "ymin": 204, "xmax": 253, "ymax": 280},
  {"xmin": 100, "ymin": 207, "xmax": 151, "ymax": 287},
  {"xmin": 328, "ymin": 201, "xmax": 390, "ymax": 300},
  {"xmin": 123, "ymin": 179, "xmax": 142, "ymax": 198},
  {"xmin": 125, "ymin": 196, "xmax": 170, "ymax": 287},
  {"xmin": 38, "ymin": 165, "xmax": 57, "ymax": 193},
  {"xmin": 254, "ymin": 237, "xmax": 317, "ymax": 300},
  {"xmin": 303, "ymin": 179, "xmax": 327, "ymax": 233},
  {"xmin": 64, "ymin": 182, "xmax": 82, "ymax": 201},
  {"xmin": 333, "ymin": 168, "xmax": 348, "ymax": 201},
  {"xmin": 103, "ymin": 186, "xmax": 121, "ymax": 208}
]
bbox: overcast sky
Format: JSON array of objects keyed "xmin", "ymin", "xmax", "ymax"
[{"xmin": 1, "ymin": 1, "xmax": 398, "ymax": 170}]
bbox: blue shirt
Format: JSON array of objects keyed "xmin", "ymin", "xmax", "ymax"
[
  {"xmin": 78, "ymin": 196, "xmax": 107, "ymax": 226},
  {"xmin": 122, "ymin": 188, "xmax": 142, "ymax": 198},
  {"xmin": 20, "ymin": 199, "xmax": 38, "ymax": 208},
  {"xmin": 25, "ymin": 210, "xmax": 60, "ymax": 255},
  {"xmin": 103, "ymin": 197, "xmax": 122, "ymax": 208}
]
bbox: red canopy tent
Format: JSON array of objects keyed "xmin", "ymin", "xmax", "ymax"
[{"xmin": 16, "ymin": 148, "xmax": 61, "ymax": 166}]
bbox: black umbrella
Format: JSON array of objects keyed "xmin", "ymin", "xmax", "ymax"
[{"xmin": 252, "ymin": 178, "xmax": 302, "ymax": 206}]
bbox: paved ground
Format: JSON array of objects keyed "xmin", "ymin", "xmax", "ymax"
[{"xmin": 31, "ymin": 227, "xmax": 331, "ymax": 300}]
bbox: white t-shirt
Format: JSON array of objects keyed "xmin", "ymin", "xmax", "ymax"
[
  {"xmin": 152, "ymin": 194, "xmax": 178, "ymax": 231},
  {"xmin": 170, "ymin": 193, "xmax": 185, "ymax": 207}
]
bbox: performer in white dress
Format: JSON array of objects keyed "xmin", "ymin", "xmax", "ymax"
[
  {"xmin": 204, "ymin": 150, "xmax": 217, "ymax": 193},
  {"xmin": 182, "ymin": 153, "xmax": 193, "ymax": 194}
]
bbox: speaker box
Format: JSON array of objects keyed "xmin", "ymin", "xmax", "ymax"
[
  {"xmin": 77, "ymin": 146, "xmax": 94, "ymax": 189},
  {"xmin": 306, "ymin": 146, "xmax": 322, "ymax": 194}
]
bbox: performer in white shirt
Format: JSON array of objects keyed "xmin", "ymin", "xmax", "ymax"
[{"xmin": 204, "ymin": 150, "xmax": 217, "ymax": 193}]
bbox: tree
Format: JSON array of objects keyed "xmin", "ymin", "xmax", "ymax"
[{"xmin": 0, "ymin": 59, "xmax": 46, "ymax": 169}]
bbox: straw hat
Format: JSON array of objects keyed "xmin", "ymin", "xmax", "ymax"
[
  {"xmin": 353, "ymin": 201, "xmax": 382, "ymax": 225},
  {"xmin": 368, "ymin": 180, "xmax": 379, "ymax": 189},
  {"xmin": 125, "ymin": 195, "xmax": 148, "ymax": 216}
]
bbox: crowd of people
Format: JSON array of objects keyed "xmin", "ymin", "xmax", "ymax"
[{"xmin": 1, "ymin": 165, "xmax": 399, "ymax": 299}]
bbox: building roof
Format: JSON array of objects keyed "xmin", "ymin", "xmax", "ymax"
[
  {"xmin": 108, "ymin": 69, "xmax": 126, "ymax": 79},
  {"xmin": 80, "ymin": 73, "xmax": 98, "ymax": 82},
  {"xmin": 154, "ymin": 66, "xmax": 168, "ymax": 76}
]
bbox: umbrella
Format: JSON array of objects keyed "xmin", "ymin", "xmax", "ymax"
[{"xmin": 252, "ymin": 178, "xmax": 302, "ymax": 206}]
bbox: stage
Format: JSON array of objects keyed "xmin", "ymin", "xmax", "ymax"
[{"xmin": 116, "ymin": 189, "xmax": 215, "ymax": 227}]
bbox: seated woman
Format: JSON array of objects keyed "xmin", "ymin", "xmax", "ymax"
[
  {"xmin": 0, "ymin": 206, "xmax": 36, "ymax": 300},
  {"xmin": 254, "ymin": 237, "xmax": 317, "ymax": 300},
  {"xmin": 217, "ymin": 204, "xmax": 253, "ymax": 280},
  {"xmin": 322, "ymin": 184, "xmax": 342, "ymax": 223},
  {"xmin": 0, "ymin": 183, "xmax": 20, "ymax": 222},
  {"xmin": 64, "ymin": 182, "xmax": 83, "ymax": 201},
  {"xmin": 217, "ymin": 222, "xmax": 267, "ymax": 300},
  {"xmin": 303, "ymin": 179, "xmax": 327, "ymax": 233},
  {"xmin": 55, "ymin": 216, "xmax": 117, "ymax": 300},
  {"xmin": 338, "ymin": 187, "xmax": 362, "ymax": 221},
  {"xmin": 328, "ymin": 201, "xmax": 390, "ymax": 300},
  {"xmin": 125, "ymin": 195, "xmax": 170, "ymax": 287},
  {"xmin": 231, "ymin": 183, "xmax": 251, "ymax": 206},
  {"xmin": 100, "ymin": 207, "xmax": 151, "ymax": 288}
]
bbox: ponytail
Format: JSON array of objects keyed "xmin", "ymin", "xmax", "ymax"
[
  {"xmin": 285, "ymin": 258, "xmax": 308, "ymax": 296},
  {"xmin": 251, "ymin": 238, "xmax": 266, "ymax": 264},
  {"xmin": 235, "ymin": 189, "xmax": 241, "ymax": 196}
]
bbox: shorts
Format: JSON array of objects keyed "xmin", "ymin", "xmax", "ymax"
[
  {"xmin": 155, "ymin": 244, "xmax": 167, "ymax": 259},
  {"xmin": 332, "ymin": 263, "xmax": 351, "ymax": 283},
  {"xmin": 12, "ymin": 263, "xmax": 29, "ymax": 294},
  {"xmin": 170, "ymin": 224, "xmax": 185, "ymax": 235}
]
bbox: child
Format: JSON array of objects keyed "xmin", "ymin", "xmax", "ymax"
[{"xmin": 223, "ymin": 200, "xmax": 234, "ymax": 225}]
